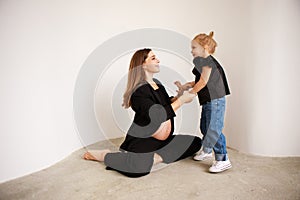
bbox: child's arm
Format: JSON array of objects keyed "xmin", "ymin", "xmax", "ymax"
[
  {"xmin": 174, "ymin": 81, "xmax": 193, "ymax": 88},
  {"xmin": 190, "ymin": 66, "xmax": 212, "ymax": 94}
]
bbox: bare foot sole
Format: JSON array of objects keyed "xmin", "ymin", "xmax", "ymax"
[{"xmin": 83, "ymin": 149, "xmax": 111, "ymax": 162}]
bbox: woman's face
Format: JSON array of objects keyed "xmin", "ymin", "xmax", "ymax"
[
  {"xmin": 143, "ymin": 51, "xmax": 160, "ymax": 73},
  {"xmin": 191, "ymin": 40, "xmax": 206, "ymax": 58}
]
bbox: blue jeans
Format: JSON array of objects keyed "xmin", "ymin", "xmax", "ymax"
[{"xmin": 200, "ymin": 97, "xmax": 228, "ymax": 161}]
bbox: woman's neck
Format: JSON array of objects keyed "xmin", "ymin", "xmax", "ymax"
[
  {"xmin": 145, "ymin": 73, "xmax": 159, "ymax": 90},
  {"xmin": 145, "ymin": 72, "xmax": 154, "ymax": 83}
]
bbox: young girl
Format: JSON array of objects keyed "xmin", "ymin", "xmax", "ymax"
[{"xmin": 176, "ymin": 31, "xmax": 232, "ymax": 173}]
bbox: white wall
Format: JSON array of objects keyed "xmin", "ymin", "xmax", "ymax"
[
  {"xmin": 224, "ymin": 0, "xmax": 300, "ymax": 156},
  {"xmin": 0, "ymin": 0, "xmax": 299, "ymax": 182}
]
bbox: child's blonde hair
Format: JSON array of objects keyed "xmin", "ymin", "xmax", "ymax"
[{"xmin": 193, "ymin": 31, "xmax": 217, "ymax": 54}]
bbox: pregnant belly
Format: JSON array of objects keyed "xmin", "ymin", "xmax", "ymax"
[{"xmin": 152, "ymin": 119, "xmax": 172, "ymax": 140}]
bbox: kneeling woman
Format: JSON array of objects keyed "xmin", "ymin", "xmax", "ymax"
[{"xmin": 83, "ymin": 48, "xmax": 202, "ymax": 177}]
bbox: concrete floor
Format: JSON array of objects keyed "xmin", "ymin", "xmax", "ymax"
[{"xmin": 0, "ymin": 138, "xmax": 299, "ymax": 200}]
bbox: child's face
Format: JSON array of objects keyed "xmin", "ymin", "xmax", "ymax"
[{"xmin": 191, "ymin": 40, "xmax": 206, "ymax": 58}]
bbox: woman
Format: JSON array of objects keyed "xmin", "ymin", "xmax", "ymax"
[{"xmin": 83, "ymin": 48, "xmax": 202, "ymax": 177}]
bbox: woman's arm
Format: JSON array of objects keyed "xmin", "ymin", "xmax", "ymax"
[
  {"xmin": 131, "ymin": 85, "xmax": 195, "ymax": 140},
  {"xmin": 130, "ymin": 86, "xmax": 176, "ymax": 139},
  {"xmin": 171, "ymin": 91, "xmax": 196, "ymax": 112},
  {"xmin": 152, "ymin": 91, "xmax": 196, "ymax": 140},
  {"xmin": 190, "ymin": 66, "xmax": 211, "ymax": 94}
]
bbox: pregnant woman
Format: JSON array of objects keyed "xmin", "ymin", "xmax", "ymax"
[{"xmin": 83, "ymin": 48, "xmax": 202, "ymax": 178}]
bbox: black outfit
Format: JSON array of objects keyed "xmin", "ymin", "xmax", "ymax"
[
  {"xmin": 192, "ymin": 55, "xmax": 230, "ymax": 105},
  {"xmin": 104, "ymin": 80, "xmax": 202, "ymax": 178}
]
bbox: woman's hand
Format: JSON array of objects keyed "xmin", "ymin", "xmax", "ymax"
[
  {"xmin": 178, "ymin": 91, "xmax": 196, "ymax": 104},
  {"xmin": 171, "ymin": 89, "xmax": 196, "ymax": 112}
]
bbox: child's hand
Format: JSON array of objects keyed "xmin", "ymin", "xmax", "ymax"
[
  {"xmin": 174, "ymin": 81, "xmax": 183, "ymax": 89},
  {"xmin": 174, "ymin": 81, "xmax": 185, "ymax": 97},
  {"xmin": 182, "ymin": 82, "xmax": 193, "ymax": 90},
  {"xmin": 174, "ymin": 81, "xmax": 193, "ymax": 97}
]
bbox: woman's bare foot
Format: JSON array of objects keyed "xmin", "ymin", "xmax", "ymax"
[
  {"xmin": 153, "ymin": 153, "xmax": 163, "ymax": 165},
  {"xmin": 83, "ymin": 149, "xmax": 111, "ymax": 162}
]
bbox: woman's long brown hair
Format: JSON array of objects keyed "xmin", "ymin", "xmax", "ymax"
[{"xmin": 122, "ymin": 48, "xmax": 151, "ymax": 108}]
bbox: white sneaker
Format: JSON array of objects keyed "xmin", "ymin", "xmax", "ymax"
[
  {"xmin": 193, "ymin": 150, "xmax": 213, "ymax": 161},
  {"xmin": 209, "ymin": 159, "xmax": 232, "ymax": 173}
]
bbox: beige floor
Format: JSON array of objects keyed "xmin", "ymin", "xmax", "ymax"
[{"xmin": 0, "ymin": 138, "xmax": 299, "ymax": 200}]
